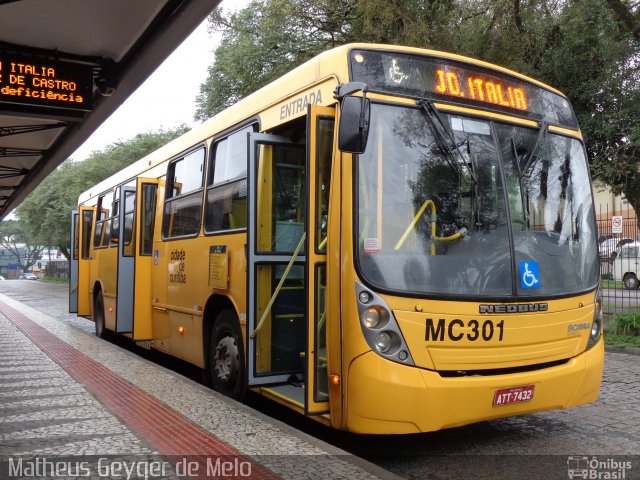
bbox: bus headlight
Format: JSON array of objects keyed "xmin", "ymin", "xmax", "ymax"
[
  {"xmin": 358, "ymin": 291, "xmax": 372, "ymax": 304},
  {"xmin": 587, "ymin": 288, "xmax": 603, "ymax": 350},
  {"xmin": 356, "ymin": 281, "xmax": 414, "ymax": 365},
  {"xmin": 362, "ymin": 306, "xmax": 389, "ymax": 329},
  {"xmin": 375, "ymin": 332, "xmax": 393, "ymax": 352}
]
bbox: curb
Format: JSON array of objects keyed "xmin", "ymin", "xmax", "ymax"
[{"xmin": 605, "ymin": 345, "xmax": 640, "ymax": 356}]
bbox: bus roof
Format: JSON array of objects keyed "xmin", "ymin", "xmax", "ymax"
[{"xmin": 78, "ymin": 43, "xmax": 566, "ymax": 204}]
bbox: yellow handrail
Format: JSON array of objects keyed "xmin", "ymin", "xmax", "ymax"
[
  {"xmin": 395, "ymin": 199, "xmax": 437, "ymax": 252},
  {"xmin": 250, "ymin": 232, "xmax": 306, "ymax": 339},
  {"xmin": 436, "ymin": 229, "xmax": 466, "ymax": 242},
  {"xmin": 395, "ymin": 199, "xmax": 466, "ymax": 253}
]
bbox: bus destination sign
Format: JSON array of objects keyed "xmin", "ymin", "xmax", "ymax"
[
  {"xmin": 0, "ymin": 53, "xmax": 93, "ymax": 113},
  {"xmin": 433, "ymin": 65, "xmax": 529, "ymax": 112},
  {"xmin": 350, "ymin": 49, "xmax": 579, "ymax": 128}
]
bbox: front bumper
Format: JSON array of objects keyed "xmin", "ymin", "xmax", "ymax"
[{"xmin": 345, "ymin": 338, "xmax": 604, "ymax": 434}]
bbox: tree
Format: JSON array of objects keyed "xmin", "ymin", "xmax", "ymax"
[
  {"xmin": 15, "ymin": 126, "xmax": 188, "ymax": 259},
  {"xmin": 195, "ymin": 0, "xmax": 640, "ymax": 222},
  {"xmin": 605, "ymin": 0, "xmax": 640, "ymax": 41},
  {"xmin": 195, "ymin": 0, "xmax": 359, "ymax": 119},
  {"xmin": 552, "ymin": 0, "xmax": 640, "ymax": 221},
  {"xmin": 0, "ymin": 218, "xmax": 45, "ymax": 273}
]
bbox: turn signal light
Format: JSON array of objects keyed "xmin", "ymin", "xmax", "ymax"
[
  {"xmin": 178, "ymin": 326, "xmax": 185, "ymax": 335},
  {"xmin": 329, "ymin": 374, "xmax": 340, "ymax": 387}
]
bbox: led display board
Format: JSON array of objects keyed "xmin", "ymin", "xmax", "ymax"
[
  {"xmin": 350, "ymin": 49, "xmax": 578, "ymax": 128},
  {"xmin": 433, "ymin": 66, "xmax": 528, "ymax": 112},
  {"xmin": 0, "ymin": 53, "xmax": 93, "ymax": 113}
]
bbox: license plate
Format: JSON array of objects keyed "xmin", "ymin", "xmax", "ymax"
[{"xmin": 493, "ymin": 385, "xmax": 535, "ymax": 406}]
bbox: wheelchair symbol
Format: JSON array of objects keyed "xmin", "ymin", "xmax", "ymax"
[{"xmin": 520, "ymin": 261, "xmax": 540, "ymax": 289}]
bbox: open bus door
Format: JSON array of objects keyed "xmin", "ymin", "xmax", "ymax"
[
  {"xmin": 247, "ymin": 105, "xmax": 334, "ymax": 417},
  {"xmin": 304, "ymin": 105, "xmax": 334, "ymax": 416},
  {"xmin": 114, "ymin": 179, "xmax": 158, "ymax": 339},
  {"xmin": 69, "ymin": 211, "xmax": 79, "ymax": 313},
  {"xmin": 71, "ymin": 206, "xmax": 94, "ymax": 315},
  {"xmin": 247, "ymin": 132, "xmax": 306, "ymax": 404},
  {"xmin": 115, "ymin": 186, "xmax": 136, "ymax": 332},
  {"xmin": 132, "ymin": 177, "xmax": 158, "ymax": 341}
]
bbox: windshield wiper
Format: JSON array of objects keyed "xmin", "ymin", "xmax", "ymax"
[
  {"xmin": 519, "ymin": 120, "xmax": 548, "ymax": 179},
  {"xmin": 417, "ymin": 99, "xmax": 477, "ymax": 184}
]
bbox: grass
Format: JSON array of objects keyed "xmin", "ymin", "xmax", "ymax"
[
  {"xmin": 604, "ymin": 333, "xmax": 640, "ymax": 348},
  {"xmin": 600, "ymin": 278, "xmax": 624, "ymax": 289},
  {"xmin": 613, "ymin": 311, "xmax": 640, "ymax": 335},
  {"xmin": 604, "ymin": 311, "xmax": 640, "ymax": 348},
  {"xmin": 39, "ymin": 276, "xmax": 69, "ymax": 284}
]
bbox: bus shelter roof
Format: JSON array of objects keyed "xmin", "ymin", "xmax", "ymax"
[{"xmin": 0, "ymin": 0, "xmax": 221, "ymax": 220}]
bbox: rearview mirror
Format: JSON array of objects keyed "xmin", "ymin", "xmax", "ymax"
[{"xmin": 338, "ymin": 95, "xmax": 370, "ymax": 154}]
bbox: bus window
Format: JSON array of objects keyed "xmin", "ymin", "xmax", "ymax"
[
  {"xmin": 73, "ymin": 213, "xmax": 79, "ymax": 260},
  {"xmin": 94, "ymin": 190, "xmax": 113, "ymax": 248},
  {"xmin": 257, "ymin": 143, "xmax": 306, "ymax": 254},
  {"xmin": 204, "ymin": 125, "xmax": 254, "ymax": 232},
  {"xmin": 315, "ymin": 117, "xmax": 334, "ymax": 251},
  {"xmin": 314, "ymin": 264, "xmax": 328, "ymax": 402},
  {"xmin": 81, "ymin": 210, "xmax": 93, "ymax": 259},
  {"xmin": 162, "ymin": 147, "xmax": 205, "ymax": 238},
  {"xmin": 140, "ymin": 183, "xmax": 157, "ymax": 255},
  {"xmin": 122, "ymin": 190, "xmax": 136, "ymax": 256},
  {"xmin": 110, "ymin": 187, "xmax": 120, "ymax": 246}
]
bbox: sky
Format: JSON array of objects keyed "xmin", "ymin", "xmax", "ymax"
[{"xmin": 71, "ymin": 0, "xmax": 245, "ymax": 161}]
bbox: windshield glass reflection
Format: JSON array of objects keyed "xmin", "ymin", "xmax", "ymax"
[{"xmin": 356, "ymin": 103, "xmax": 598, "ymax": 297}]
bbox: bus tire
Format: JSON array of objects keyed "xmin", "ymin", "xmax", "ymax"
[
  {"xmin": 623, "ymin": 273, "xmax": 639, "ymax": 290},
  {"xmin": 209, "ymin": 310, "xmax": 246, "ymax": 401},
  {"xmin": 94, "ymin": 291, "xmax": 109, "ymax": 339}
]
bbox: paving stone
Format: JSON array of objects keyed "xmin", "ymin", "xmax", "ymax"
[{"xmin": 0, "ymin": 292, "xmax": 395, "ymax": 480}]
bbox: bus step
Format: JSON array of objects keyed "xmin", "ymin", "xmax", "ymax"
[{"xmin": 135, "ymin": 340, "xmax": 153, "ymax": 350}]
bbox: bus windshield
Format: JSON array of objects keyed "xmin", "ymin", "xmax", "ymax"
[{"xmin": 356, "ymin": 102, "xmax": 598, "ymax": 297}]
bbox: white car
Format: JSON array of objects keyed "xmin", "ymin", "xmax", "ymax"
[
  {"xmin": 19, "ymin": 272, "xmax": 38, "ymax": 280},
  {"xmin": 612, "ymin": 242, "xmax": 640, "ymax": 289},
  {"xmin": 599, "ymin": 237, "xmax": 634, "ymax": 259}
]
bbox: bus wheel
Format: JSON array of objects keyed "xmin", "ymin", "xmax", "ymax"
[
  {"xmin": 209, "ymin": 310, "xmax": 246, "ymax": 401},
  {"xmin": 94, "ymin": 291, "xmax": 109, "ymax": 338},
  {"xmin": 623, "ymin": 273, "xmax": 639, "ymax": 290}
]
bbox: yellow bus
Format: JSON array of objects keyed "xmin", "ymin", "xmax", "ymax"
[{"xmin": 70, "ymin": 43, "xmax": 604, "ymax": 434}]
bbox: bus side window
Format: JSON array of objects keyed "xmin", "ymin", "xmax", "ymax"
[
  {"xmin": 73, "ymin": 213, "xmax": 79, "ymax": 261},
  {"xmin": 162, "ymin": 147, "xmax": 205, "ymax": 238},
  {"xmin": 110, "ymin": 188, "xmax": 120, "ymax": 246},
  {"xmin": 204, "ymin": 125, "xmax": 255, "ymax": 233},
  {"xmin": 315, "ymin": 117, "xmax": 334, "ymax": 251},
  {"xmin": 81, "ymin": 210, "xmax": 93, "ymax": 259},
  {"xmin": 122, "ymin": 190, "xmax": 136, "ymax": 256},
  {"xmin": 93, "ymin": 190, "xmax": 113, "ymax": 249},
  {"xmin": 140, "ymin": 183, "xmax": 157, "ymax": 255}
]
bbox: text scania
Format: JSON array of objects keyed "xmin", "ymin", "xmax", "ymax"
[
  {"xmin": 280, "ymin": 89, "xmax": 322, "ymax": 119},
  {"xmin": 426, "ymin": 318, "xmax": 505, "ymax": 342}
]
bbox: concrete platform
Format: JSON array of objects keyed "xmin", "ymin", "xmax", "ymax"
[{"xmin": 0, "ymin": 292, "xmax": 398, "ymax": 480}]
